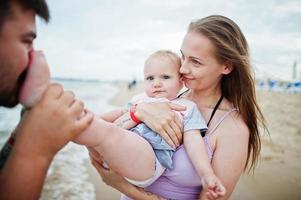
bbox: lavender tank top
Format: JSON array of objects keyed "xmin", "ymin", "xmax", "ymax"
[{"xmin": 121, "ymin": 108, "xmax": 237, "ymax": 200}]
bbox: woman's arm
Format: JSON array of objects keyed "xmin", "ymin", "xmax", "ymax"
[
  {"xmin": 199, "ymin": 117, "xmax": 249, "ymax": 200},
  {"xmin": 134, "ymin": 102, "xmax": 186, "ymax": 148},
  {"xmin": 88, "ymin": 148, "xmax": 166, "ymax": 200}
]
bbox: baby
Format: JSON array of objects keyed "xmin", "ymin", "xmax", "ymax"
[{"xmin": 20, "ymin": 50, "xmax": 225, "ymax": 198}]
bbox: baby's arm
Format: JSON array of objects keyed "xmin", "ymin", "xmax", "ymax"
[
  {"xmin": 100, "ymin": 109, "xmax": 126, "ymax": 123},
  {"xmin": 113, "ymin": 111, "xmax": 137, "ymax": 130},
  {"xmin": 184, "ymin": 131, "xmax": 226, "ymax": 199}
]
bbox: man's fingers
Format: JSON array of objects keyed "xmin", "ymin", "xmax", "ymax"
[
  {"xmin": 70, "ymin": 100, "xmax": 84, "ymax": 116},
  {"xmin": 75, "ymin": 110, "xmax": 94, "ymax": 132},
  {"xmin": 169, "ymin": 102, "xmax": 186, "ymax": 111},
  {"xmin": 43, "ymin": 83, "xmax": 63, "ymax": 100},
  {"xmin": 60, "ymin": 90, "xmax": 75, "ymax": 106}
]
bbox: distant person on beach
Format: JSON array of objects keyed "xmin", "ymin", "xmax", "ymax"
[
  {"xmin": 72, "ymin": 50, "xmax": 226, "ymax": 199},
  {"xmin": 0, "ymin": 1, "xmax": 93, "ymax": 199},
  {"xmin": 91, "ymin": 15, "xmax": 267, "ymax": 200},
  {"xmin": 128, "ymin": 79, "xmax": 137, "ymax": 90}
]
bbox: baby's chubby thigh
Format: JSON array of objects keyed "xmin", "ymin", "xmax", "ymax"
[
  {"xmin": 72, "ymin": 115, "xmax": 159, "ymax": 183},
  {"xmin": 103, "ymin": 129, "xmax": 157, "ymax": 181}
]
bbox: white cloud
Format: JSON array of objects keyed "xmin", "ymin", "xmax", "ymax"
[{"xmin": 34, "ymin": 0, "xmax": 301, "ymax": 81}]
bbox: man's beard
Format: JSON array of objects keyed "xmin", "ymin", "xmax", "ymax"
[
  {"xmin": 0, "ymin": 67, "xmax": 28, "ymax": 108},
  {"xmin": 0, "ymin": 88, "xmax": 19, "ymax": 107}
]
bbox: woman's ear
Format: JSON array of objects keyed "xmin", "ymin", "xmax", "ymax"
[{"xmin": 222, "ymin": 61, "xmax": 233, "ymax": 75}]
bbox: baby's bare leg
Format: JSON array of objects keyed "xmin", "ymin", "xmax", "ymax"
[{"xmin": 78, "ymin": 117, "xmax": 156, "ymax": 181}]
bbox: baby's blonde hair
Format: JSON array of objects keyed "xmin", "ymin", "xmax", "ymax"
[{"xmin": 145, "ymin": 50, "xmax": 181, "ymax": 70}]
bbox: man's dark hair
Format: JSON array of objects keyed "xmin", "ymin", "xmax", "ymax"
[{"xmin": 0, "ymin": 0, "xmax": 50, "ymax": 30}]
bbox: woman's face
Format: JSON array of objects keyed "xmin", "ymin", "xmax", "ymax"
[{"xmin": 180, "ymin": 31, "xmax": 229, "ymax": 91}]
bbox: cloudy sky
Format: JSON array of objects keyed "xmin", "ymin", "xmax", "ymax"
[{"xmin": 35, "ymin": 0, "xmax": 301, "ymax": 81}]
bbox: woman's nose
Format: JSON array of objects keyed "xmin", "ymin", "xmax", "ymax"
[{"xmin": 179, "ymin": 61, "xmax": 189, "ymax": 74}]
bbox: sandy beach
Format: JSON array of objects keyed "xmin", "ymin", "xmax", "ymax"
[{"xmin": 41, "ymin": 83, "xmax": 301, "ymax": 200}]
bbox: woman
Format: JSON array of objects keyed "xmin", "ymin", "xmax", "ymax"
[{"xmin": 90, "ymin": 15, "xmax": 266, "ymax": 200}]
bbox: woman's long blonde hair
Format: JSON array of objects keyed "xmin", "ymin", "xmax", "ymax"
[{"xmin": 189, "ymin": 15, "xmax": 267, "ymax": 172}]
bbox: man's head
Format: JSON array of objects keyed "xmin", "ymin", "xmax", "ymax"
[
  {"xmin": 0, "ymin": 0, "xmax": 50, "ymax": 107},
  {"xmin": 144, "ymin": 50, "xmax": 183, "ymax": 100}
]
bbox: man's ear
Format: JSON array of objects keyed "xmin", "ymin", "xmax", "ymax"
[{"xmin": 222, "ymin": 61, "xmax": 233, "ymax": 75}]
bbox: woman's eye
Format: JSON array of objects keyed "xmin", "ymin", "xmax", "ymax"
[{"xmin": 192, "ymin": 59, "xmax": 201, "ymax": 65}]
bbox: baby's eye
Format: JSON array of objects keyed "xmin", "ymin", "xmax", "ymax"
[
  {"xmin": 162, "ymin": 75, "xmax": 170, "ymax": 79},
  {"xmin": 146, "ymin": 76, "xmax": 154, "ymax": 81}
]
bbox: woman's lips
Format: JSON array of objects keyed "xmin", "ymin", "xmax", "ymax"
[{"xmin": 181, "ymin": 76, "xmax": 194, "ymax": 82}]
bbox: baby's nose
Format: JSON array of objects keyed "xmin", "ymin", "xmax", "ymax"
[{"xmin": 153, "ymin": 79, "xmax": 162, "ymax": 87}]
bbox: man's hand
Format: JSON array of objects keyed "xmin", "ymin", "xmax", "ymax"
[{"xmin": 14, "ymin": 83, "xmax": 94, "ymax": 159}]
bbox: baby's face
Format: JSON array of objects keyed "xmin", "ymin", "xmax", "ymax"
[{"xmin": 144, "ymin": 56, "xmax": 183, "ymax": 100}]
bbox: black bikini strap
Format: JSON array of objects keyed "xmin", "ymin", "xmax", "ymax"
[
  {"xmin": 177, "ymin": 90, "xmax": 223, "ymax": 136},
  {"xmin": 207, "ymin": 95, "xmax": 224, "ymax": 127},
  {"xmin": 177, "ymin": 89, "xmax": 189, "ymax": 98}
]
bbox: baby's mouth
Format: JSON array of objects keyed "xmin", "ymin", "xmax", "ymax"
[{"xmin": 153, "ymin": 90, "xmax": 165, "ymax": 94}]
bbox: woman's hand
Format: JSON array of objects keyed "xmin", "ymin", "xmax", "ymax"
[
  {"xmin": 135, "ymin": 102, "xmax": 186, "ymax": 148},
  {"xmin": 88, "ymin": 147, "xmax": 167, "ymax": 200},
  {"xmin": 88, "ymin": 147, "xmax": 129, "ymax": 192}
]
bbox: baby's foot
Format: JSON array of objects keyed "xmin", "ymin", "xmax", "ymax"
[
  {"xmin": 19, "ymin": 51, "xmax": 51, "ymax": 108},
  {"xmin": 202, "ymin": 174, "xmax": 226, "ymax": 199}
]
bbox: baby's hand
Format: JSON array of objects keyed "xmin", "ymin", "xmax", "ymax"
[{"xmin": 202, "ymin": 174, "xmax": 226, "ymax": 199}]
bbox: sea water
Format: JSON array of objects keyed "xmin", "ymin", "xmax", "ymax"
[{"xmin": 0, "ymin": 80, "xmax": 119, "ymax": 200}]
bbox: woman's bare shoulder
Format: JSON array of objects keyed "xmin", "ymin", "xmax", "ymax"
[
  {"xmin": 209, "ymin": 108, "xmax": 249, "ymax": 142},
  {"xmin": 220, "ymin": 110, "xmax": 249, "ymax": 139}
]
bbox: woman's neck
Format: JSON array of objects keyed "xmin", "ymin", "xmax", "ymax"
[{"xmin": 188, "ymin": 87, "xmax": 222, "ymax": 109}]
